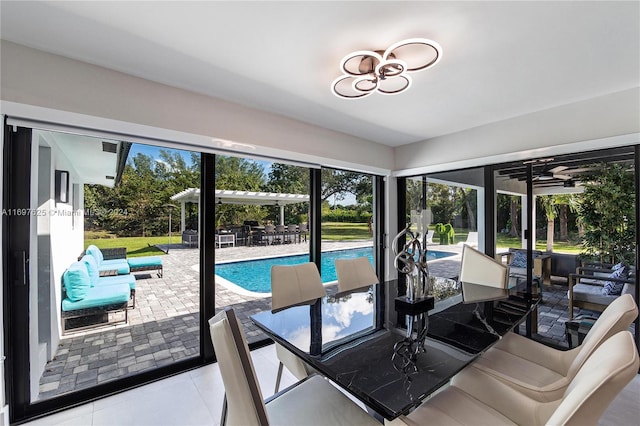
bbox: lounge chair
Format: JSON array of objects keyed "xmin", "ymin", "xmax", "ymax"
[
  {"xmin": 495, "ymin": 248, "xmax": 552, "ymax": 286},
  {"xmin": 457, "ymin": 231, "xmax": 478, "ymax": 247},
  {"xmin": 426, "ymin": 229, "xmax": 434, "ymax": 244}
]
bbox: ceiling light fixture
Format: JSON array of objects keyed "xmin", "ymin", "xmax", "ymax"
[{"xmin": 331, "ymin": 38, "xmax": 442, "ymax": 99}]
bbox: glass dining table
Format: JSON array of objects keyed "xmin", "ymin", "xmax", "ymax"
[{"xmin": 250, "ymin": 277, "xmax": 540, "ymax": 421}]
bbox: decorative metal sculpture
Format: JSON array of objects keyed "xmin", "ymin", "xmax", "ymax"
[
  {"xmin": 391, "ymin": 222, "xmax": 433, "ymax": 367},
  {"xmin": 392, "ymin": 223, "xmax": 431, "ymax": 302}
]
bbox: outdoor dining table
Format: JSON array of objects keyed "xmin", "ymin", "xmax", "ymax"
[{"xmin": 251, "ymin": 278, "xmax": 540, "ymax": 421}]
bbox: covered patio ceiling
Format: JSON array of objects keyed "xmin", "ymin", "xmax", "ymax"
[
  {"xmin": 495, "ymin": 146, "xmax": 636, "ymax": 194},
  {"xmin": 171, "ymin": 188, "xmax": 310, "ymax": 206}
]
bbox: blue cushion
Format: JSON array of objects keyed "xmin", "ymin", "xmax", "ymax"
[
  {"xmin": 86, "ymin": 245, "xmax": 104, "ymax": 266},
  {"xmin": 97, "ymin": 274, "xmax": 136, "ymax": 291},
  {"xmin": 602, "ymin": 264, "xmax": 628, "ymax": 296},
  {"xmin": 81, "ymin": 255, "xmax": 100, "ymax": 287},
  {"xmin": 510, "ymin": 251, "xmax": 527, "ymax": 268},
  {"xmin": 127, "ymin": 256, "xmax": 163, "ymax": 268},
  {"xmin": 98, "ymin": 259, "xmax": 130, "ymax": 274},
  {"xmin": 62, "ymin": 283, "xmax": 130, "ymax": 311},
  {"xmin": 63, "ymin": 262, "xmax": 91, "ymax": 302}
]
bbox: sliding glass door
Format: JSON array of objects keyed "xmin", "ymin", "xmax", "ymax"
[{"xmin": 3, "ymin": 124, "xmax": 212, "ymax": 421}]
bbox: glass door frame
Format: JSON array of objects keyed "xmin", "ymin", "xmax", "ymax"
[{"xmin": 3, "ymin": 123, "xmax": 217, "ymax": 423}]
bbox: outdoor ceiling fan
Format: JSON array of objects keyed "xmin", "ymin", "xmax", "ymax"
[{"xmin": 534, "ymin": 165, "xmax": 573, "ymax": 181}]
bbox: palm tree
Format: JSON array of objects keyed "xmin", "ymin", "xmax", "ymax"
[{"xmin": 538, "ymin": 195, "xmax": 558, "ymax": 252}]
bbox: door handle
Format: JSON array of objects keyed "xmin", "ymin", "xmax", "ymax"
[{"xmin": 14, "ymin": 250, "xmax": 28, "ymax": 286}]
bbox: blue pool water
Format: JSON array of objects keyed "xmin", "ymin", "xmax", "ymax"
[{"xmin": 215, "ymin": 247, "xmax": 454, "ymax": 293}]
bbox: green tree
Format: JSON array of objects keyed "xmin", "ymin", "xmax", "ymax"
[
  {"xmin": 215, "ymin": 155, "xmax": 266, "ymax": 226},
  {"xmin": 577, "ymin": 163, "xmax": 636, "ymax": 264},
  {"xmin": 537, "ymin": 195, "xmax": 558, "ymax": 252},
  {"xmin": 264, "ymin": 163, "xmax": 309, "ymax": 224},
  {"xmin": 428, "ymin": 183, "xmax": 459, "ymax": 224}
]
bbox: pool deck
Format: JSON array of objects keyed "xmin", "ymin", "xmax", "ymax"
[{"xmin": 38, "ymin": 240, "xmax": 602, "ymax": 401}]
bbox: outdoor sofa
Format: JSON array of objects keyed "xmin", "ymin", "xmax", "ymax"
[
  {"xmin": 61, "ymin": 260, "xmax": 133, "ymax": 333},
  {"xmin": 83, "ymin": 244, "xmax": 163, "ymax": 278},
  {"xmin": 568, "ymin": 262, "xmax": 636, "ymax": 319}
]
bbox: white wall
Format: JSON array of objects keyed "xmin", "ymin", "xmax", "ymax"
[
  {"xmin": 0, "ymin": 41, "xmax": 394, "ymax": 175},
  {"xmin": 395, "ymin": 88, "xmax": 640, "ymax": 174}
]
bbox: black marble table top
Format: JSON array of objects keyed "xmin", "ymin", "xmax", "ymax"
[{"xmin": 251, "ymin": 278, "xmax": 539, "ymax": 420}]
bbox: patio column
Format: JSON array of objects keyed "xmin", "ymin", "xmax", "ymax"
[
  {"xmin": 180, "ymin": 201, "xmax": 186, "ymax": 232},
  {"xmin": 280, "ymin": 204, "xmax": 285, "ymax": 225}
]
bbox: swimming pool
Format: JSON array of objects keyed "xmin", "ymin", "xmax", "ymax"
[{"xmin": 215, "ymin": 246, "xmax": 455, "ymax": 294}]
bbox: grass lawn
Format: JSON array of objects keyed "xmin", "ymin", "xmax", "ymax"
[
  {"xmin": 431, "ymin": 228, "xmax": 583, "ymax": 254},
  {"xmin": 321, "ymin": 222, "xmax": 372, "ymax": 241},
  {"xmin": 85, "ymin": 236, "xmax": 169, "ymax": 257}
]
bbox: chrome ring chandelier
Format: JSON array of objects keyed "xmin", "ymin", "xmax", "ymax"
[{"xmin": 331, "ymin": 38, "xmax": 442, "ymax": 99}]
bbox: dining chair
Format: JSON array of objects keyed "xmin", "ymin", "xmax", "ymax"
[
  {"xmin": 274, "ymin": 224, "xmax": 285, "ymax": 245},
  {"xmin": 468, "ymin": 293, "xmax": 637, "ymax": 401},
  {"xmin": 458, "ymin": 245, "xmax": 508, "ymax": 289},
  {"xmin": 334, "ymin": 257, "xmax": 379, "ymax": 293},
  {"xmin": 209, "ymin": 308, "xmax": 379, "ymax": 426},
  {"xmin": 386, "ymin": 330, "xmax": 639, "ymax": 426},
  {"xmin": 271, "ymin": 262, "xmax": 326, "ymax": 393},
  {"xmin": 286, "ymin": 224, "xmax": 298, "ymax": 243},
  {"xmin": 263, "ymin": 224, "xmax": 275, "ymax": 245}
]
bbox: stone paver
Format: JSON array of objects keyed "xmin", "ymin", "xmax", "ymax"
[{"xmin": 37, "ymin": 241, "xmax": 625, "ymax": 401}]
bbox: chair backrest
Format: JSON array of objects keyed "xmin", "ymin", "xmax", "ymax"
[
  {"xmin": 264, "ymin": 224, "xmax": 275, "ymax": 233},
  {"xmin": 271, "ymin": 262, "xmax": 326, "ymax": 311},
  {"xmin": 335, "ymin": 257, "xmax": 379, "ymax": 293},
  {"xmin": 465, "ymin": 232, "xmax": 478, "ymax": 243},
  {"xmin": 545, "ymin": 331, "xmax": 639, "ymax": 426},
  {"xmin": 426, "ymin": 229, "xmax": 434, "ymax": 243},
  {"xmin": 287, "ymin": 224, "xmax": 298, "ymax": 232},
  {"xmin": 209, "ymin": 308, "xmax": 269, "ymax": 426},
  {"xmin": 565, "ymin": 293, "xmax": 638, "ymax": 376},
  {"xmin": 299, "ymin": 223, "xmax": 308, "ymax": 232},
  {"xmin": 275, "ymin": 224, "xmax": 285, "ymax": 232},
  {"xmin": 458, "ymin": 245, "xmax": 508, "ymax": 289}
]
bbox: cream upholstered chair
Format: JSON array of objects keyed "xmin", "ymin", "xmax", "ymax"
[
  {"xmin": 271, "ymin": 262, "xmax": 326, "ymax": 393},
  {"xmin": 334, "ymin": 257, "xmax": 379, "ymax": 293},
  {"xmin": 458, "ymin": 245, "xmax": 508, "ymax": 289},
  {"xmin": 209, "ymin": 308, "xmax": 379, "ymax": 426},
  {"xmin": 386, "ymin": 330, "xmax": 639, "ymax": 426},
  {"xmin": 468, "ymin": 293, "xmax": 637, "ymax": 402}
]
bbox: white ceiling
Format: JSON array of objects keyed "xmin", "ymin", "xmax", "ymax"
[{"xmin": 1, "ymin": 1, "xmax": 639, "ymax": 147}]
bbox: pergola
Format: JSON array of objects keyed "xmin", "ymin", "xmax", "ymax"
[{"xmin": 170, "ymin": 188, "xmax": 310, "ymax": 230}]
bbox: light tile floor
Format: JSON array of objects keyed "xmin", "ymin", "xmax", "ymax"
[{"xmin": 24, "ymin": 343, "xmax": 640, "ymax": 426}]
